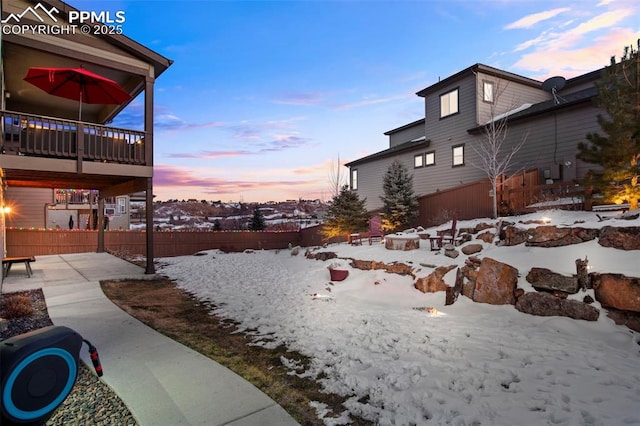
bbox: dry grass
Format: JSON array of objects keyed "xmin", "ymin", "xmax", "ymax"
[
  {"xmin": 101, "ymin": 278, "xmax": 371, "ymax": 426},
  {"xmin": 2, "ymin": 294, "xmax": 35, "ymax": 318}
]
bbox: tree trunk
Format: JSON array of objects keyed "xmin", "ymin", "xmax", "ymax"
[{"xmin": 492, "ymin": 180, "xmax": 498, "ymax": 218}]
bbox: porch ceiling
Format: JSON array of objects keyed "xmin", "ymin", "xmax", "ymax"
[
  {"xmin": 3, "ymin": 42, "xmax": 141, "ymax": 124},
  {"xmin": 3, "ymin": 168, "xmax": 143, "ymax": 192}
]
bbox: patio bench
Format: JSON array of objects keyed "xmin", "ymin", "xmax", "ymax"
[{"xmin": 3, "ymin": 256, "xmax": 36, "ymax": 278}]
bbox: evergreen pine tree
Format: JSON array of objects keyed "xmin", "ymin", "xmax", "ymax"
[
  {"xmin": 379, "ymin": 159, "xmax": 418, "ymax": 232},
  {"xmin": 321, "ymin": 185, "xmax": 369, "ymax": 240},
  {"xmin": 578, "ymin": 42, "xmax": 640, "ymax": 210},
  {"xmin": 248, "ymin": 207, "xmax": 266, "ymax": 231}
]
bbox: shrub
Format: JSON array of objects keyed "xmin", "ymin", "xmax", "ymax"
[{"xmin": 2, "ymin": 295, "xmax": 34, "ymax": 319}]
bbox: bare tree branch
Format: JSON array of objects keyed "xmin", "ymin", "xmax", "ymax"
[
  {"xmin": 328, "ymin": 154, "xmax": 346, "ymax": 198},
  {"xmin": 470, "ymin": 79, "xmax": 529, "ymax": 218}
]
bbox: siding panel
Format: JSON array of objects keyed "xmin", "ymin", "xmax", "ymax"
[
  {"xmin": 388, "ymin": 122, "xmax": 425, "ymax": 148},
  {"xmin": 5, "ymin": 187, "xmax": 53, "ymax": 229}
]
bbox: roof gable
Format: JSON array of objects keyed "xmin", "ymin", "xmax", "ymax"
[{"xmin": 416, "ymin": 63, "xmax": 541, "ymax": 98}]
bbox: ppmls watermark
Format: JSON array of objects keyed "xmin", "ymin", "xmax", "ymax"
[{"xmin": 1, "ymin": 3, "xmax": 125, "ymax": 35}]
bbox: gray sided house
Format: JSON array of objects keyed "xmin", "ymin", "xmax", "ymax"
[{"xmin": 346, "ymin": 63, "xmax": 602, "ymax": 225}]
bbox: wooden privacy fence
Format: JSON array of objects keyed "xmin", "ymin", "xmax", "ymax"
[
  {"xmin": 418, "ymin": 169, "xmax": 589, "ymax": 226},
  {"xmin": 418, "ymin": 179, "xmax": 493, "ymax": 227},
  {"xmin": 497, "ymin": 169, "xmax": 586, "ymax": 213},
  {"xmin": 5, "ymin": 229, "xmax": 306, "ymax": 258}
]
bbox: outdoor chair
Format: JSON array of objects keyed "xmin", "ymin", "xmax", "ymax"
[
  {"xmin": 368, "ymin": 217, "xmax": 383, "ymax": 245},
  {"xmin": 430, "ymin": 216, "xmax": 462, "ymax": 249}
]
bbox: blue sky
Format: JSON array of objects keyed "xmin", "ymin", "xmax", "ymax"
[{"xmin": 82, "ymin": 0, "xmax": 638, "ymax": 202}]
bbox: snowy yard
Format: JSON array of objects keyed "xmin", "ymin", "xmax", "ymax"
[{"xmin": 158, "ymin": 210, "xmax": 640, "ymax": 425}]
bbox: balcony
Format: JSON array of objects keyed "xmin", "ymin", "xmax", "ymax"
[{"xmin": 2, "ymin": 110, "xmax": 146, "ymax": 166}]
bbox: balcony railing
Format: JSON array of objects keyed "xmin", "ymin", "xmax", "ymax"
[
  {"xmin": 1, "ymin": 110, "xmax": 146, "ymax": 165},
  {"xmin": 53, "ymin": 189, "xmax": 118, "ymax": 206}
]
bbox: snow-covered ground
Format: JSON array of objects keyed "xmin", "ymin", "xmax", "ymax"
[{"xmin": 158, "ymin": 209, "xmax": 640, "ymax": 425}]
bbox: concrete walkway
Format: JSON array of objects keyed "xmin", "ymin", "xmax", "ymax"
[{"xmin": 1, "ymin": 253, "xmax": 299, "ymax": 426}]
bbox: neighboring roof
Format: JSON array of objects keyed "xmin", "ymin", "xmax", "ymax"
[
  {"xmin": 384, "ymin": 118, "xmax": 425, "ymax": 135},
  {"xmin": 467, "ymin": 86, "xmax": 598, "ymax": 134},
  {"xmin": 345, "ymin": 139, "xmax": 430, "ymax": 167},
  {"xmin": 416, "ymin": 63, "xmax": 541, "ymax": 97}
]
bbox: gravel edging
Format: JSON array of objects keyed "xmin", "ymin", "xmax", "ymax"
[{"xmin": 0, "ymin": 289, "xmax": 138, "ymax": 425}]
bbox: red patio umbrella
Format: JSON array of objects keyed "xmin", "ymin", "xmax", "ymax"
[{"xmin": 23, "ymin": 67, "xmax": 131, "ymax": 121}]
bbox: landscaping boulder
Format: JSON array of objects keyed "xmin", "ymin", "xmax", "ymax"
[
  {"xmin": 503, "ymin": 226, "xmax": 529, "ymax": 246},
  {"xmin": 515, "ymin": 292, "xmax": 599, "ymax": 321},
  {"xmin": 502, "ymin": 226, "xmax": 600, "ymax": 247},
  {"xmin": 598, "ymin": 226, "xmax": 640, "ymax": 250},
  {"xmin": 476, "ymin": 231, "xmax": 494, "ymax": 244},
  {"xmin": 461, "ymin": 265, "xmax": 478, "ymax": 283},
  {"xmin": 444, "ymin": 246, "xmax": 459, "ymax": 258},
  {"xmin": 473, "ymin": 257, "xmax": 519, "ymax": 305},
  {"xmin": 525, "ymin": 226, "xmax": 599, "ymax": 247},
  {"xmin": 446, "ymin": 268, "xmax": 464, "ymax": 305},
  {"xmin": 350, "ymin": 259, "xmax": 414, "ymax": 276},
  {"xmin": 606, "ymin": 308, "xmax": 640, "ymax": 333},
  {"xmin": 461, "ymin": 243, "xmax": 483, "ymax": 255},
  {"xmin": 526, "ymin": 267, "xmax": 579, "ymax": 294},
  {"xmin": 592, "ymin": 273, "xmax": 640, "ymax": 312},
  {"xmin": 306, "ymin": 251, "xmax": 337, "ymax": 261},
  {"xmin": 415, "ymin": 265, "xmax": 456, "ymax": 293},
  {"xmin": 460, "ymin": 222, "xmax": 494, "ymax": 234}
]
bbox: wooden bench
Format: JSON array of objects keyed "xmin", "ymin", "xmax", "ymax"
[{"xmin": 3, "ymin": 256, "xmax": 35, "ymax": 278}]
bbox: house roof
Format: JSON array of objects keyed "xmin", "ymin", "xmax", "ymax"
[
  {"xmin": 467, "ymin": 86, "xmax": 598, "ymax": 134},
  {"xmin": 383, "ymin": 118, "xmax": 425, "ymax": 135},
  {"xmin": 345, "ymin": 139, "xmax": 430, "ymax": 167},
  {"xmin": 416, "ymin": 63, "xmax": 541, "ymax": 97},
  {"xmin": 563, "ymin": 68, "xmax": 602, "ymax": 88}
]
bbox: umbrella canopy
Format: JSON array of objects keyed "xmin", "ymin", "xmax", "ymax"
[{"xmin": 23, "ymin": 67, "xmax": 131, "ymax": 120}]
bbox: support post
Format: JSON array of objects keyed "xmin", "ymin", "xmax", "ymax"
[
  {"xmin": 97, "ymin": 198, "xmax": 105, "ymax": 253},
  {"xmin": 144, "ymin": 75, "xmax": 155, "ymax": 274}
]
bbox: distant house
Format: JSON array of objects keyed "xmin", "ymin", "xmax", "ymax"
[{"xmin": 346, "ymin": 63, "xmax": 602, "ymax": 225}]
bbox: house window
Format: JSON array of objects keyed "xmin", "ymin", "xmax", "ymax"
[
  {"xmin": 452, "ymin": 145, "xmax": 464, "ymax": 166},
  {"xmin": 440, "ymin": 88, "xmax": 459, "ymax": 118},
  {"xmin": 425, "ymin": 151, "xmax": 435, "ymax": 166},
  {"xmin": 351, "ymin": 168, "xmax": 358, "ymax": 190},
  {"xmin": 483, "ymin": 81, "xmax": 494, "ymax": 103},
  {"xmin": 117, "ymin": 197, "xmax": 126, "ymax": 214},
  {"xmin": 414, "ymin": 154, "xmax": 424, "ymax": 168}
]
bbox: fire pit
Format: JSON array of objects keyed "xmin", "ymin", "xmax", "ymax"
[{"xmin": 385, "ymin": 234, "xmax": 420, "ymax": 250}]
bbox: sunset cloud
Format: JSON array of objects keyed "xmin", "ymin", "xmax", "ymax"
[
  {"xmin": 167, "ymin": 150, "xmax": 250, "ymax": 159},
  {"xmin": 154, "ymin": 164, "xmax": 325, "ymax": 202},
  {"xmin": 513, "ymin": 26, "xmax": 638, "ymax": 77},
  {"xmin": 166, "ymin": 133, "xmax": 314, "ymax": 160},
  {"xmin": 330, "ymin": 93, "xmax": 413, "ymax": 110},
  {"xmin": 273, "ymin": 92, "xmax": 324, "ymax": 106},
  {"xmin": 112, "ymin": 103, "xmax": 226, "ymax": 132},
  {"xmin": 504, "ymin": 8, "xmax": 570, "ymax": 30},
  {"xmin": 508, "ymin": 0, "xmax": 638, "ymax": 78}
]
